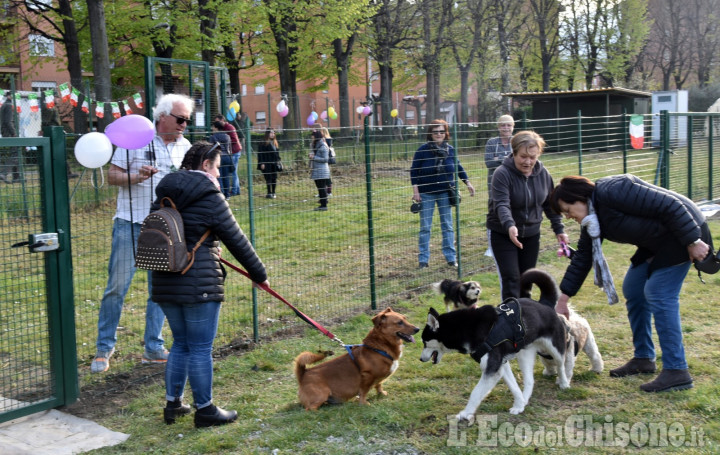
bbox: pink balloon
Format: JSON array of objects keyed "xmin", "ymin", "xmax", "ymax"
[
  {"xmin": 362, "ymin": 106, "xmax": 372, "ymax": 116},
  {"xmin": 280, "ymin": 106, "xmax": 289, "ymax": 117},
  {"xmin": 105, "ymin": 114, "xmax": 155, "ymax": 149}
]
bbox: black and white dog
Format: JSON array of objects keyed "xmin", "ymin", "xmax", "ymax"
[
  {"xmin": 420, "ymin": 269, "xmax": 569, "ymax": 420},
  {"xmin": 432, "ymin": 278, "xmax": 482, "ymax": 312}
]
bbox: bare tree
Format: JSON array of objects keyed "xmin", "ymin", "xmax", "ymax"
[
  {"xmin": 644, "ymin": 0, "xmax": 693, "ymax": 90},
  {"xmin": 688, "ymin": 0, "xmax": 720, "ymax": 88},
  {"xmin": 527, "ymin": 0, "xmax": 562, "ymax": 91},
  {"xmin": 86, "ymin": 0, "xmax": 112, "ymax": 130},
  {"xmin": 11, "ymin": 0, "xmax": 89, "ymax": 132},
  {"xmin": 419, "ymin": 0, "xmax": 454, "ymax": 121}
]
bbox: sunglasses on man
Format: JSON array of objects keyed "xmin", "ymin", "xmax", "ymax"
[{"xmin": 169, "ymin": 113, "xmax": 192, "ymax": 125}]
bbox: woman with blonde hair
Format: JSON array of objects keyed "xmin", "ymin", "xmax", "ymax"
[
  {"xmin": 484, "ymin": 114, "xmax": 515, "ymax": 191},
  {"xmin": 487, "ymin": 130, "xmax": 568, "ymax": 299}
]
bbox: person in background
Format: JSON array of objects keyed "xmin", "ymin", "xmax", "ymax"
[
  {"xmin": 40, "ymin": 94, "xmax": 78, "ymax": 178},
  {"xmin": 151, "ymin": 141, "xmax": 268, "ymax": 428},
  {"xmin": 214, "ymin": 113, "xmax": 243, "ymax": 197},
  {"xmin": 485, "ymin": 115, "xmax": 515, "ymax": 192},
  {"xmin": 91, "ymin": 93, "xmax": 193, "ymax": 373},
  {"xmin": 550, "ymin": 174, "xmax": 710, "ymax": 393},
  {"xmin": 0, "ymin": 93, "xmax": 22, "ymax": 184},
  {"xmin": 410, "ymin": 119, "xmax": 475, "ymax": 269},
  {"xmin": 257, "ymin": 127, "xmax": 281, "ymax": 199},
  {"xmin": 483, "ymin": 114, "xmax": 515, "ymax": 257},
  {"xmin": 309, "ymin": 130, "xmax": 331, "ymax": 211},
  {"xmin": 209, "ymin": 121, "xmax": 233, "ymax": 198},
  {"xmin": 486, "ymin": 130, "xmax": 567, "ymax": 299},
  {"xmin": 320, "ymin": 126, "xmax": 334, "ymax": 196}
]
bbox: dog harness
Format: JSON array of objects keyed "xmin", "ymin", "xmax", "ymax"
[
  {"xmin": 344, "ymin": 344, "xmax": 393, "ymax": 362},
  {"xmin": 471, "ymin": 298, "xmax": 526, "ymax": 362}
]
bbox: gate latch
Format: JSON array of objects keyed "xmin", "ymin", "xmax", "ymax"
[{"xmin": 28, "ymin": 233, "xmax": 60, "ymax": 252}]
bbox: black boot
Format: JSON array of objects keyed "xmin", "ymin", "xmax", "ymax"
[
  {"xmin": 640, "ymin": 369, "xmax": 693, "ymax": 392},
  {"xmin": 194, "ymin": 404, "xmax": 238, "ymax": 428},
  {"xmin": 609, "ymin": 358, "xmax": 656, "ymax": 377},
  {"xmin": 163, "ymin": 400, "xmax": 191, "ymax": 424}
]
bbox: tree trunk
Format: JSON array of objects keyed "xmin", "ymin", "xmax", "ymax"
[
  {"xmin": 86, "ymin": 0, "xmax": 112, "ymax": 131},
  {"xmin": 57, "ymin": 0, "xmax": 88, "ymax": 133}
]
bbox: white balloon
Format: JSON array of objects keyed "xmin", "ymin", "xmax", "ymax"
[
  {"xmin": 276, "ymin": 100, "xmax": 286, "ymax": 112},
  {"xmin": 356, "ymin": 106, "xmax": 364, "ymax": 114},
  {"xmin": 74, "ymin": 132, "xmax": 113, "ymax": 169}
]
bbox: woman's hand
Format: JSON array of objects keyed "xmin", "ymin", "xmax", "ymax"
[
  {"xmin": 688, "ymin": 240, "xmax": 710, "ymax": 262},
  {"xmin": 556, "ymin": 294, "xmax": 570, "ymax": 318},
  {"xmin": 253, "ymin": 280, "xmax": 269, "ymax": 290},
  {"xmin": 556, "ymin": 232, "xmax": 569, "ymax": 245},
  {"xmin": 509, "ymin": 226, "xmax": 522, "ymax": 249},
  {"xmin": 309, "ymin": 153, "xmax": 315, "ymax": 160},
  {"xmin": 466, "ymin": 181, "xmax": 476, "ymax": 197},
  {"xmin": 260, "ymin": 164, "xmax": 265, "ymax": 171},
  {"xmin": 412, "ymin": 185, "xmax": 421, "ymax": 203}
]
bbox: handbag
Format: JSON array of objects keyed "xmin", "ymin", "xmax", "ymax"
[
  {"xmin": 410, "ymin": 200, "xmax": 421, "ymax": 214},
  {"xmin": 448, "ymin": 187, "xmax": 461, "ymax": 207}
]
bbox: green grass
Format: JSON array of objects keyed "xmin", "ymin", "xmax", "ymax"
[{"xmin": 83, "ymin": 232, "xmax": 720, "ymax": 454}]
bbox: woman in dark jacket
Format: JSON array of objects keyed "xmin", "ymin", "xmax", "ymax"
[
  {"xmin": 151, "ymin": 141, "xmax": 268, "ymax": 428},
  {"xmin": 550, "ymin": 174, "xmax": 711, "ymax": 393},
  {"xmin": 410, "ymin": 119, "xmax": 475, "ymax": 269},
  {"xmin": 487, "ymin": 130, "xmax": 567, "ymax": 299},
  {"xmin": 309, "ymin": 130, "xmax": 331, "ymax": 211},
  {"xmin": 257, "ymin": 128, "xmax": 281, "ymax": 198}
]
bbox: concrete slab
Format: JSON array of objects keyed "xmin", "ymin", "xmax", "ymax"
[{"xmin": 0, "ymin": 409, "xmax": 129, "ymax": 455}]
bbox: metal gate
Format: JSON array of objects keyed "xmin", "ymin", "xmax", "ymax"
[{"xmin": 0, "ymin": 127, "xmax": 77, "ymax": 424}]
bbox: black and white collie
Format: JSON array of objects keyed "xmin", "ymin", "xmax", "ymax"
[{"xmin": 420, "ymin": 269, "xmax": 569, "ymax": 420}]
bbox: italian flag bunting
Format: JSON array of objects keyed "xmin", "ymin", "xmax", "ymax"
[
  {"xmin": 44, "ymin": 90, "xmax": 55, "ymax": 108},
  {"xmin": 95, "ymin": 101, "xmax": 104, "ymax": 119},
  {"xmin": 629, "ymin": 115, "xmax": 644, "ymax": 150},
  {"xmin": 133, "ymin": 93, "xmax": 143, "ymax": 109},
  {"xmin": 124, "ymin": 99, "xmax": 133, "ymax": 115},
  {"xmin": 14, "ymin": 93, "xmax": 21, "ymax": 113},
  {"xmin": 111, "ymin": 102, "xmax": 121, "ymax": 119},
  {"xmin": 81, "ymin": 99, "xmax": 89, "ymax": 114},
  {"xmin": 70, "ymin": 88, "xmax": 80, "ymax": 107},
  {"xmin": 28, "ymin": 93, "xmax": 39, "ymax": 112},
  {"xmin": 59, "ymin": 83, "xmax": 71, "ymax": 102}
]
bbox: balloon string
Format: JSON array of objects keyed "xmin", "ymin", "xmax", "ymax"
[{"xmin": 90, "ymin": 166, "xmax": 105, "ymax": 189}]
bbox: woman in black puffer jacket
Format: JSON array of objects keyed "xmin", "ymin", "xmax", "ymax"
[
  {"xmin": 551, "ymin": 174, "xmax": 711, "ymax": 393},
  {"xmin": 151, "ymin": 141, "xmax": 268, "ymax": 428}
]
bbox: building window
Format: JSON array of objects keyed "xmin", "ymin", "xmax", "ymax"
[
  {"xmin": 29, "ymin": 34, "xmax": 54, "ymax": 57},
  {"xmin": 255, "ymin": 84, "xmax": 265, "ymax": 95},
  {"xmin": 405, "ymin": 110, "xmax": 415, "ymax": 120},
  {"xmin": 31, "ymin": 81, "xmax": 56, "ymax": 94},
  {"xmin": 255, "ymin": 111, "xmax": 266, "ymax": 124},
  {"xmin": 241, "ymin": 85, "xmax": 247, "ymax": 96}
]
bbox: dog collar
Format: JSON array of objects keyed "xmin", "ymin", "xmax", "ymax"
[
  {"xmin": 344, "ymin": 344, "xmax": 394, "ymax": 362},
  {"xmin": 471, "ymin": 298, "xmax": 526, "ymax": 362}
]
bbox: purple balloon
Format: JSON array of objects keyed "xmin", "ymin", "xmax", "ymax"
[
  {"xmin": 105, "ymin": 114, "xmax": 155, "ymax": 149},
  {"xmin": 307, "ymin": 114, "xmax": 316, "ymax": 126}
]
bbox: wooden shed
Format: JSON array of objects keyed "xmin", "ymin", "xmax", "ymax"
[{"xmin": 502, "ymin": 87, "xmax": 652, "ymax": 152}]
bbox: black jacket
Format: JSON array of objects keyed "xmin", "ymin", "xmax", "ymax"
[
  {"xmin": 150, "ymin": 171, "xmax": 267, "ymax": 304},
  {"xmin": 257, "ymin": 142, "xmax": 281, "ymax": 171},
  {"xmin": 560, "ymin": 174, "xmax": 710, "ymax": 297},
  {"xmin": 486, "ymin": 155, "xmax": 564, "ymax": 238}
]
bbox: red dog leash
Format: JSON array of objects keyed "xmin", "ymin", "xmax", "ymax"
[{"xmin": 219, "ymin": 257, "xmax": 344, "ymax": 346}]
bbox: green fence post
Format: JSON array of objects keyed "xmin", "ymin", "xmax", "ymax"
[
  {"xmin": 577, "ymin": 110, "xmax": 583, "ymax": 175},
  {"xmin": 687, "ymin": 115, "xmax": 693, "ymax": 199},
  {"xmin": 656, "ymin": 110, "xmax": 669, "ymax": 188},
  {"xmin": 622, "ymin": 110, "xmax": 628, "ymax": 174},
  {"xmin": 709, "ymin": 116, "xmax": 714, "ymax": 201},
  {"xmin": 267, "ymin": 93, "xmax": 272, "ymax": 127},
  {"xmin": 364, "ymin": 115, "xmax": 377, "ymax": 310},
  {"xmin": 244, "ymin": 115, "xmax": 259, "ymax": 341},
  {"xmin": 452, "ymin": 122, "xmax": 461, "ymax": 277}
]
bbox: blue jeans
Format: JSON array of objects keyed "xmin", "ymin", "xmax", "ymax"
[
  {"xmin": 159, "ymin": 301, "xmax": 221, "ymax": 409},
  {"xmin": 622, "ymin": 260, "xmax": 692, "ymax": 370},
  {"xmin": 219, "ymin": 154, "xmax": 235, "ymax": 198},
  {"xmin": 96, "ymin": 218, "xmax": 166, "ymax": 353},
  {"xmin": 230, "ymin": 153, "xmax": 241, "ymax": 197},
  {"xmin": 418, "ymin": 191, "xmax": 455, "ymax": 264}
]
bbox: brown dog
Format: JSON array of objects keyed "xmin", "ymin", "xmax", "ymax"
[{"xmin": 294, "ymin": 307, "xmax": 419, "ymax": 410}]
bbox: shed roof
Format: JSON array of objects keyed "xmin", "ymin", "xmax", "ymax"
[{"xmin": 501, "ymin": 87, "xmax": 652, "ymax": 99}]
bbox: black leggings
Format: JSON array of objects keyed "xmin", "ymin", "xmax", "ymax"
[
  {"xmin": 489, "ymin": 230, "xmax": 540, "ymax": 300},
  {"xmin": 263, "ymin": 171, "xmax": 278, "ymax": 194},
  {"xmin": 314, "ymin": 178, "xmax": 330, "ymax": 207}
]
